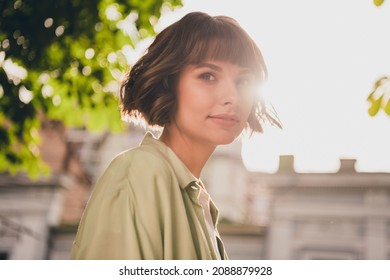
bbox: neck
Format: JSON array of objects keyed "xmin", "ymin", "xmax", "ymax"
[{"xmin": 159, "ymin": 128, "xmax": 216, "ymax": 178}]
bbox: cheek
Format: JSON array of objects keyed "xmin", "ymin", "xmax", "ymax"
[
  {"xmin": 179, "ymin": 87, "xmax": 214, "ymax": 114},
  {"xmin": 175, "ymin": 91, "xmax": 203, "ymax": 125},
  {"xmin": 178, "ymin": 92, "xmax": 202, "ymax": 114},
  {"xmin": 241, "ymin": 94, "xmax": 256, "ymax": 118}
]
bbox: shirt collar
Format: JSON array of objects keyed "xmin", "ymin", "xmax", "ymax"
[{"xmin": 140, "ymin": 132, "xmax": 197, "ymax": 189}]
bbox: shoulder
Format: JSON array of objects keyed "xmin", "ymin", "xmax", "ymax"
[
  {"xmin": 109, "ymin": 144, "xmax": 171, "ymax": 176},
  {"xmin": 87, "ymin": 145, "xmax": 175, "ymax": 207},
  {"xmin": 102, "ymin": 145, "xmax": 174, "ymax": 189}
]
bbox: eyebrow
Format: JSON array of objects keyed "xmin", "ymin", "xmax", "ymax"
[
  {"xmin": 194, "ymin": 62, "xmax": 252, "ymax": 74},
  {"xmin": 194, "ymin": 63, "xmax": 222, "ymax": 72}
]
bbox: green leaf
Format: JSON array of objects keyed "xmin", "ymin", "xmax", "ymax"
[
  {"xmin": 0, "ymin": 154, "xmax": 7, "ymax": 172},
  {"xmin": 368, "ymin": 95, "xmax": 383, "ymax": 116},
  {"xmin": 385, "ymin": 98, "xmax": 390, "ymax": 115},
  {"xmin": 0, "ymin": 0, "xmax": 183, "ymax": 179},
  {"xmin": 107, "ymin": 105, "xmax": 125, "ymax": 133},
  {"xmin": 86, "ymin": 109, "xmax": 109, "ymax": 131},
  {"xmin": 367, "ymin": 90, "xmax": 375, "ymax": 101},
  {"xmin": 374, "ymin": 0, "xmax": 385, "ymax": 6}
]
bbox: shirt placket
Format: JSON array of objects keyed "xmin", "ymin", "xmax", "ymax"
[
  {"xmin": 186, "ymin": 181, "xmax": 219, "ymax": 260},
  {"xmin": 209, "ymin": 199, "xmax": 228, "ymax": 260}
]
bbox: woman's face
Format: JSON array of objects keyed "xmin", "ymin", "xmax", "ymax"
[{"xmin": 170, "ymin": 60, "xmax": 256, "ymax": 146}]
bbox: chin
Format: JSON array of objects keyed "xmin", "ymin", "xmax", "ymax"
[{"xmin": 213, "ymin": 133, "xmax": 240, "ymax": 145}]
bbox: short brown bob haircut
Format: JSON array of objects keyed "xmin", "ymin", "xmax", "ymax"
[{"xmin": 120, "ymin": 11, "xmax": 281, "ymax": 133}]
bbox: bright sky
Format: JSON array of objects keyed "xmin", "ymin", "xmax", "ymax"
[{"xmin": 157, "ymin": 0, "xmax": 390, "ymax": 173}]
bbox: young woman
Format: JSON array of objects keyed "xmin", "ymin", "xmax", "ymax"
[{"xmin": 71, "ymin": 11, "xmax": 280, "ymax": 260}]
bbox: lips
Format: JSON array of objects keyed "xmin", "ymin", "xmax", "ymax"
[
  {"xmin": 209, "ymin": 114, "xmax": 240, "ymax": 122},
  {"xmin": 208, "ymin": 114, "xmax": 240, "ymax": 127}
]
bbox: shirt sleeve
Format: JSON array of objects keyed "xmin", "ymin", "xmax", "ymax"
[{"xmin": 70, "ymin": 149, "xmax": 172, "ymax": 260}]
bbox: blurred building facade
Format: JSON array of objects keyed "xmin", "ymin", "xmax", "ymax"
[
  {"xmin": 0, "ymin": 173, "xmax": 61, "ymax": 259},
  {"xmin": 1, "ymin": 126, "xmax": 390, "ymax": 260},
  {"xmin": 0, "ymin": 121, "xmax": 90, "ymax": 260},
  {"xmin": 263, "ymin": 156, "xmax": 390, "ymax": 259}
]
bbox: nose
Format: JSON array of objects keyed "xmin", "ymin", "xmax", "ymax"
[{"xmin": 221, "ymin": 79, "xmax": 238, "ymax": 106}]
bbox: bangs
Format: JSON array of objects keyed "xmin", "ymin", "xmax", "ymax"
[{"xmin": 181, "ymin": 18, "xmax": 267, "ymax": 81}]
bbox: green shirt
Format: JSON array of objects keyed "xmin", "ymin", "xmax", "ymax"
[{"xmin": 71, "ymin": 132, "xmax": 228, "ymax": 260}]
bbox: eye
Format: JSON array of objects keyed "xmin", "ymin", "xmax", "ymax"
[
  {"xmin": 199, "ymin": 72, "xmax": 216, "ymax": 82},
  {"xmin": 237, "ymin": 75, "xmax": 255, "ymax": 88}
]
